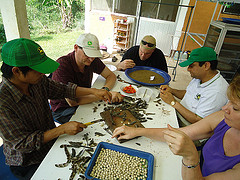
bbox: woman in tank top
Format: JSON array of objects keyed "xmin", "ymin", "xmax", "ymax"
[{"xmin": 113, "ymin": 76, "xmax": 240, "ymax": 179}]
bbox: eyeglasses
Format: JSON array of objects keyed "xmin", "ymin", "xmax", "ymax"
[{"xmin": 141, "ymin": 40, "xmax": 155, "ymax": 47}]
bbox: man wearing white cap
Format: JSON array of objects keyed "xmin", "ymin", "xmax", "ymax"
[
  {"xmin": 50, "ymin": 33, "xmax": 122, "ymax": 124},
  {"xmin": 116, "ymin": 35, "xmax": 168, "ymax": 72}
]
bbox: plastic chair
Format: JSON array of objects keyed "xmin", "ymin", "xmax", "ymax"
[{"xmin": 0, "ymin": 145, "xmax": 18, "ymax": 180}]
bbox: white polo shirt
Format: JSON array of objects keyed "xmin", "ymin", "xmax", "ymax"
[{"xmin": 179, "ymin": 71, "xmax": 228, "ymax": 125}]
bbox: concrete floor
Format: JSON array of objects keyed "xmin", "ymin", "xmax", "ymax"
[{"xmin": 0, "ymin": 56, "xmax": 192, "ymax": 147}]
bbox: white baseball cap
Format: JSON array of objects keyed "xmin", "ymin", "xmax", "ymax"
[{"xmin": 76, "ymin": 33, "xmax": 102, "ymax": 57}]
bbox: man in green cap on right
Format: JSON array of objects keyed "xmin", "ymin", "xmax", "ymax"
[{"xmin": 159, "ymin": 47, "xmax": 228, "ymax": 127}]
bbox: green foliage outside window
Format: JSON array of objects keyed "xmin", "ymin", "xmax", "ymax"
[{"xmin": 26, "ymin": 0, "xmax": 85, "ymax": 35}]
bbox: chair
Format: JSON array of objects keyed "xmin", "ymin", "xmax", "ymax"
[{"xmin": 0, "ymin": 145, "xmax": 18, "ymax": 180}]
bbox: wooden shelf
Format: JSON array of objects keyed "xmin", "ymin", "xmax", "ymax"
[{"xmin": 113, "ymin": 19, "xmax": 131, "ymax": 49}]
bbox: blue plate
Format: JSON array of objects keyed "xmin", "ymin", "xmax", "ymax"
[
  {"xmin": 85, "ymin": 142, "xmax": 154, "ymax": 180},
  {"xmin": 125, "ymin": 66, "xmax": 171, "ymax": 86},
  {"xmin": 222, "ymin": 18, "xmax": 240, "ymax": 25}
]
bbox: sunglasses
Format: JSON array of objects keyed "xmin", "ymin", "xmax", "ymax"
[{"xmin": 141, "ymin": 40, "xmax": 155, "ymax": 47}]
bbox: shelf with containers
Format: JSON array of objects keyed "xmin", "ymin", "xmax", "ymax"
[
  {"xmin": 113, "ymin": 19, "xmax": 131, "ymax": 50},
  {"xmin": 204, "ymin": 20, "xmax": 240, "ymax": 82}
]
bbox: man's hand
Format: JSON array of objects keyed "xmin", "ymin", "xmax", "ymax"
[
  {"xmin": 160, "ymin": 85, "xmax": 172, "ymax": 93},
  {"xmin": 117, "ymin": 59, "xmax": 136, "ymax": 70},
  {"xmin": 92, "ymin": 88, "xmax": 112, "ymax": 103},
  {"xmin": 160, "ymin": 91, "xmax": 175, "ymax": 105},
  {"xmin": 43, "ymin": 121, "xmax": 87, "ymax": 143},
  {"xmin": 112, "ymin": 125, "xmax": 138, "ymax": 140},
  {"xmin": 60, "ymin": 121, "xmax": 87, "ymax": 135},
  {"xmin": 110, "ymin": 91, "xmax": 124, "ymax": 103}
]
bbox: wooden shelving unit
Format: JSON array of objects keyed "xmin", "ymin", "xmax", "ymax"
[{"xmin": 113, "ymin": 19, "xmax": 131, "ymax": 50}]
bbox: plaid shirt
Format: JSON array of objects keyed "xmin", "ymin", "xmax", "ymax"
[{"xmin": 0, "ymin": 76, "xmax": 77, "ymax": 166}]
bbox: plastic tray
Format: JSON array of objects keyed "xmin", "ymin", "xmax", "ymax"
[
  {"xmin": 85, "ymin": 142, "xmax": 154, "ymax": 180},
  {"xmin": 125, "ymin": 66, "xmax": 171, "ymax": 86}
]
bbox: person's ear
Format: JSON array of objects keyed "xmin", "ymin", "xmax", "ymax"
[
  {"xmin": 74, "ymin": 44, "xmax": 79, "ymax": 51},
  {"xmin": 204, "ymin": 62, "xmax": 211, "ymax": 70},
  {"xmin": 12, "ymin": 67, "xmax": 21, "ymax": 76}
]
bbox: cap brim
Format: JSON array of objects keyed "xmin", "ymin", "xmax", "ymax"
[
  {"xmin": 179, "ymin": 60, "xmax": 193, "ymax": 67},
  {"xmin": 83, "ymin": 48, "xmax": 102, "ymax": 58},
  {"xmin": 29, "ymin": 57, "xmax": 59, "ymax": 74}
]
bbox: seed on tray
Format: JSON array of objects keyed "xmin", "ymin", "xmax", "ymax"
[{"xmin": 90, "ymin": 148, "xmax": 148, "ymax": 179}]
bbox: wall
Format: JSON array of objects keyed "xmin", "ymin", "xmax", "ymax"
[{"xmin": 177, "ymin": 0, "xmax": 240, "ymax": 52}]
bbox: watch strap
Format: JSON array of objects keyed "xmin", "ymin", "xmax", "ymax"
[{"xmin": 102, "ymin": 87, "xmax": 110, "ymax": 92}]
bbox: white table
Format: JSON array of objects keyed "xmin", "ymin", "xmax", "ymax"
[{"xmin": 32, "ymin": 71, "xmax": 182, "ymax": 180}]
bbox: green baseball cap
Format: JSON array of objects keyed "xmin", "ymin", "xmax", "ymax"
[
  {"xmin": 1, "ymin": 38, "xmax": 59, "ymax": 74},
  {"xmin": 179, "ymin": 47, "xmax": 217, "ymax": 67}
]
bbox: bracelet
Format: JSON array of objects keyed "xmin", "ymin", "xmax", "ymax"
[
  {"xmin": 102, "ymin": 87, "xmax": 110, "ymax": 92},
  {"xmin": 182, "ymin": 159, "xmax": 200, "ymax": 169}
]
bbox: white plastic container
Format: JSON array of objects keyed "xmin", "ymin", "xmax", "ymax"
[
  {"xmin": 173, "ymin": 51, "xmax": 179, "ymax": 60},
  {"xmin": 181, "ymin": 51, "xmax": 188, "ymax": 61},
  {"xmin": 136, "ymin": 87, "xmax": 153, "ymax": 103}
]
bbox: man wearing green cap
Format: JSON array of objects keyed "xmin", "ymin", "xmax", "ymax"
[
  {"xmin": 160, "ymin": 47, "xmax": 228, "ymax": 126},
  {"xmin": 50, "ymin": 33, "xmax": 122, "ymax": 124},
  {"xmin": 0, "ymin": 38, "xmax": 112, "ymax": 179},
  {"xmin": 116, "ymin": 35, "xmax": 168, "ymax": 72}
]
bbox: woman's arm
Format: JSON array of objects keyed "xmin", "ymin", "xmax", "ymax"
[{"xmin": 181, "ymin": 110, "xmax": 225, "ymax": 141}]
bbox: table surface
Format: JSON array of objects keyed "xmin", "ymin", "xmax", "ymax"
[{"xmin": 32, "ymin": 71, "xmax": 182, "ymax": 180}]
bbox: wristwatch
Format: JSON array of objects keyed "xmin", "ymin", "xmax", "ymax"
[
  {"xmin": 171, "ymin": 100, "xmax": 176, "ymax": 106},
  {"xmin": 102, "ymin": 87, "xmax": 110, "ymax": 92}
]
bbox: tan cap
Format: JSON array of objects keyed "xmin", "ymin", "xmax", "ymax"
[
  {"xmin": 140, "ymin": 35, "xmax": 156, "ymax": 50},
  {"xmin": 76, "ymin": 33, "xmax": 102, "ymax": 57}
]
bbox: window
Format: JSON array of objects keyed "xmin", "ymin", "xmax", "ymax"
[
  {"xmin": 91, "ymin": 0, "xmax": 180, "ymax": 22},
  {"xmin": 91, "ymin": 0, "xmax": 113, "ymax": 11},
  {"xmin": 141, "ymin": 0, "xmax": 180, "ymax": 22},
  {"xmin": 114, "ymin": 0, "xmax": 138, "ymax": 15},
  {"xmin": 222, "ymin": 3, "xmax": 240, "ymax": 16}
]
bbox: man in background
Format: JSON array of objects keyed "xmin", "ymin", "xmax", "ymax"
[
  {"xmin": 50, "ymin": 33, "xmax": 123, "ymax": 124},
  {"xmin": 116, "ymin": 35, "xmax": 168, "ymax": 73}
]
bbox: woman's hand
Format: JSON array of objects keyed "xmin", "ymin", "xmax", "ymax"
[
  {"xmin": 163, "ymin": 124, "xmax": 198, "ymax": 161},
  {"xmin": 112, "ymin": 125, "xmax": 138, "ymax": 140}
]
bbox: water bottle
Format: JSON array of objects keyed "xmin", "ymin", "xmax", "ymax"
[
  {"xmin": 173, "ymin": 51, "xmax": 179, "ymax": 60},
  {"xmin": 182, "ymin": 51, "xmax": 188, "ymax": 61}
]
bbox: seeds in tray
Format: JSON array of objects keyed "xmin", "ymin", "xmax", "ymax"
[
  {"xmin": 90, "ymin": 148, "xmax": 148, "ymax": 180},
  {"xmin": 129, "ymin": 70, "xmax": 165, "ymax": 84}
]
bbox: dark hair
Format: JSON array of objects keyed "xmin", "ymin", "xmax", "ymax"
[
  {"xmin": 1, "ymin": 62, "xmax": 32, "ymax": 79},
  {"xmin": 198, "ymin": 60, "xmax": 218, "ymax": 70}
]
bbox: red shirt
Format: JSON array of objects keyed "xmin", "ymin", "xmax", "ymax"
[{"xmin": 50, "ymin": 51, "xmax": 105, "ymax": 111}]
